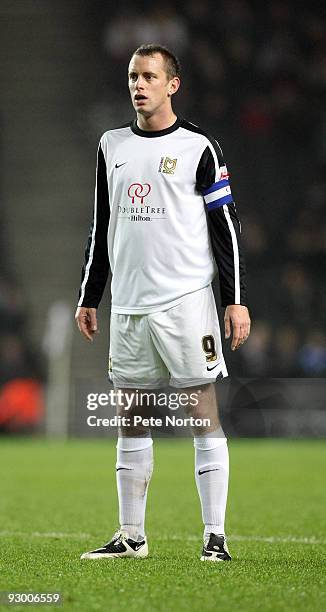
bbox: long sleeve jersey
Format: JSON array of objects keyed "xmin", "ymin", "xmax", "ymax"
[{"xmin": 78, "ymin": 117, "xmax": 247, "ymax": 313}]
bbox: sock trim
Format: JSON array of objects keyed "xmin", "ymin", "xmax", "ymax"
[{"xmin": 117, "ymin": 436, "xmax": 153, "ymax": 452}]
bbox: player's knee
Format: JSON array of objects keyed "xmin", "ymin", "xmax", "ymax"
[{"xmin": 119, "ymin": 425, "xmax": 151, "ymax": 438}]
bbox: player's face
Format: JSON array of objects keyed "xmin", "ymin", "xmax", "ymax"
[{"xmin": 128, "ymin": 53, "xmax": 179, "ymax": 116}]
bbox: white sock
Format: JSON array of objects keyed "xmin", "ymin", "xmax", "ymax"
[
  {"xmin": 116, "ymin": 436, "xmax": 153, "ymax": 540},
  {"xmin": 194, "ymin": 427, "xmax": 229, "ymax": 539}
]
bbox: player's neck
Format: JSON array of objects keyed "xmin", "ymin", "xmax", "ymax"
[{"xmin": 136, "ymin": 110, "xmax": 177, "ymax": 132}]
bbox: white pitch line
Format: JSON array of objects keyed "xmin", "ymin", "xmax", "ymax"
[
  {"xmin": 166, "ymin": 534, "xmax": 326, "ymax": 545},
  {"xmin": 230, "ymin": 535, "xmax": 326, "ymax": 545},
  {"xmin": 0, "ymin": 531, "xmax": 91, "ymax": 539},
  {"xmin": 0, "ymin": 531, "xmax": 325, "ymax": 545}
]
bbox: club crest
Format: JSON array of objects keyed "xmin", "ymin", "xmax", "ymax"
[{"xmin": 158, "ymin": 156, "xmax": 178, "ymax": 174}]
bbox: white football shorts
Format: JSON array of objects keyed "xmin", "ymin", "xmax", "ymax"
[{"xmin": 109, "ymin": 284, "xmax": 228, "ymax": 389}]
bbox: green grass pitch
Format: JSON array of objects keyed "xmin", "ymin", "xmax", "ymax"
[{"xmin": 0, "ymin": 438, "xmax": 325, "ymax": 611}]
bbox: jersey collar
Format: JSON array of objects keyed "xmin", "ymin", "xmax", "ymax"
[{"xmin": 131, "ymin": 117, "xmax": 182, "ymax": 138}]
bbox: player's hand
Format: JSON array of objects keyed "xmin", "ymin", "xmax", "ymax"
[
  {"xmin": 224, "ymin": 305, "xmax": 251, "ymax": 351},
  {"xmin": 75, "ymin": 306, "xmax": 98, "ymax": 342}
]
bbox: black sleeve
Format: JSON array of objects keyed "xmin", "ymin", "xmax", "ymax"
[
  {"xmin": 196, "ymin": 144, "xmax": 248, "ymax": 307},
  {"xmin": 77, "ymin": 141, "xmax": 110, "ymax": 308}
]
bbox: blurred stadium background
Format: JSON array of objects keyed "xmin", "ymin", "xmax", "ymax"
[{"xmin": 0, "ymin": 0, "xmax": 325, "ymax": 436}]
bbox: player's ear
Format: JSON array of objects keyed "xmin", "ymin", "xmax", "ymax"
[{"xmin": 168, "ymin": 77, "xmax": 180, "ymax": 96}]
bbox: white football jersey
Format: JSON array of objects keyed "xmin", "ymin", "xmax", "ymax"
[{"xmin": 78, "ymin": 117, "xmax": 247, "ymax": 313}]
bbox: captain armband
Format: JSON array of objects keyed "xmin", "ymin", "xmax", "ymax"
[{"xmin": 202, "ymin": 166, "xmax": 234, "ymax": 211}]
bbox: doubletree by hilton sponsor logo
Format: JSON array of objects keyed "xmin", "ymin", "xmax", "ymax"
[
  {"xmin": 118, "ymin": 182, "xmax": 166, "ymax": 222},
  {"xmin": 128, "ymin": 182, "xmax": 151, "ymax": 204}
]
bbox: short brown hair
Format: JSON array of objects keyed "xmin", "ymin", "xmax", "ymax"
[{"xmin": 132, "ymin": 44, "xmax": 181, "ymax": 80}]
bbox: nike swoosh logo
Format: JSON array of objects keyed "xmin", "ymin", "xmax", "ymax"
[
  {"xmin": 115, "ymin": 162, "xmax": 127, "ymax": 168},
  {"xmin": 116, "ymin": 467, "xmax": 133, "ymax": 471},
  {"xmin": 198, "ymin": 468, "xmax": 219, "ymax": 475},
  {"xmin": 207, "ymin": 363, "xmax": 219, "ymax": 371}
]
